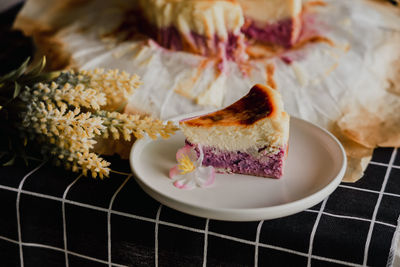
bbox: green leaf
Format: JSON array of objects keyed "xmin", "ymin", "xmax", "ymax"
[
  {"xmin": 13, "ymin": 82, "xmax": 21, "ymax": 99},
  {"xmin": 3, "ymin": 155, "xmax": 16, "ymax": 166},
  {"xmin": 26, "ymin": 56, "xmax": 46, "ymax": 77},
  {"xmin": 33, "ymin": 71, "xmax": 61, "ymax": 84},
  {"xmin": 0, "ymin": 57, "xmax": 30, "ymax": 83}
]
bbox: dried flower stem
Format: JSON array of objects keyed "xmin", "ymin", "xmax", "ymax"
[
  {"xmin": 98, "ymin": 111, "xmax": 177, "ymax": 141},
  {"xmin": 0, "ymin": 58, "xmax": 178, "ymax": 179}
]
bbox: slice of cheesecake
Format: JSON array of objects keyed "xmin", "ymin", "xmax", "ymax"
[
  {"xmin": 180, "ymin": 84, "xmax": 290, "ymax": 178},
  {"xmin": 239, "ymin": 0, "xmax": 302, "ymax": 48},
  {"xmin": 137, "ymin": 0, "xmax": 246, "ymax": 60}
]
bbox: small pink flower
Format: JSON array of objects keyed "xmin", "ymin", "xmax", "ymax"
[{"xmin": 169, "ymin": 144, "xmax": 215, "ymax": 190}]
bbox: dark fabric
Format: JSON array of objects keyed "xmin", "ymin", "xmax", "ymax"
[{"xmin": 0, "ymin": 148, "xmax": 398, "ymax": 267}]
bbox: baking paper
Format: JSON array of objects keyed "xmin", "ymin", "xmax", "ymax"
[{"xmin": 14, "ymin": 0, "xmax": 400, "ymax": 182}]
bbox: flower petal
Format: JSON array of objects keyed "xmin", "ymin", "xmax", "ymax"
[
  {"xmin": 176, "ymin": 144, "xmax": 199, "ymax": 163},
  {"xmin": 176, "ymin": 144, "xmax": 193, "ymax": 161},
  {"xmin": 169, "ymin": 165, "xmax": 180, "ymax": 179},
  {"xmin": 171, "ymin": 146, "xmax": 215, "ymax": 190},
  {"xmin": 196, "ymin": 144, "xmax": 204, "ymax": 166},
  {"xmin": 173, "ymin": 177, "xmax": 195, "ymax": 190},
  {"xmin": 195, "ymin": 166, "xmax": 216, "ymax": 187},
  {"xmin": 187, "ymin": 147, "xmax": 199, "ymax": 163}
]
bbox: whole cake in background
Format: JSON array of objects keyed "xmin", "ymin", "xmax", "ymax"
[
  {"xmin": 137, "ymin": 0, "xmax": 247, "ymax": 61},
  {"xmin": 179, "ymin": 84, "xmax": 290, "ymax": 179},
  {"xmin": 137, "ymin": 0, "xmax": 302, "ymax": 61}
]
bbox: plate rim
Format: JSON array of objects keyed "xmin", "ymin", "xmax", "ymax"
[{"xmin": 130, "ymin": 113, "xmax": 347, "ymax": 221}]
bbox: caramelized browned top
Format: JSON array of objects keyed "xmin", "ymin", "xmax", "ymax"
[{"xmin": 182, "ymin": 84, "xmax": 276, "ymax": 127}]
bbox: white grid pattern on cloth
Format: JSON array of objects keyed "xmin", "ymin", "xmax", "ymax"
[
  {"xmin": 369, "ymin": 161, "xmax": 400, "ymax": 169},
  {"xmin": 1, "ymin": 173, "xmax": 398, "ymax": 267},
  {"xmin": 155, "ymin": 204, "xmax": 162, "ymax": 267},
  {"xmin": 254, "ymin": 220, "xmax": 264, "ymax": 267},
  {"xmin": 2, "ymin": 148, "xmax": 399, "ymax": 267},
  {"xmin": 363, "ymin": 148, "xmax": 398, "ymax": 266},
  {"xmin": 370, "ymin": 161, "xmax": 392, "ymax": 167},
  {"xmin": 305, "ymin": 209, "xmax": 397, "ymax": 229},
  {"xmin": 338, "ymin": 184, "xmax": 400, "ymax": 199},
  {"xmin": 370, "ymin": 161, "xmax": 400, "ymax": 169},
  {"xmin": 202, "ymin": 218, "xmax": 209, "ymax": 267},
  {"xmin": 15, "ymin": 162, "xmax": 46, "ymax": 267},
  {"xmin": 307, "ymin": 198, "xmax": 329, "ymax": 267},
  {"xmin": 0, "ymin": 235, "xmax": 128, "ymax": 267},
  {"xmin": 1, "ymin": 230, "xmax": 366, "ymax": 267},
  {"xmin": 107, "ymin": 175, "xmax": 132, "ymax": 267},
  {"xmin": 62, "ymin": 175, "xmax": 82, "ymax": 267}
]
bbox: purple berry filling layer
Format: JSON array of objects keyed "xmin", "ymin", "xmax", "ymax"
[
  {"xmin": 139, "ymin": 20, "xmax": 245, "ymax": 60},
  {"xmin": 242, "ymin": 18, "xmax": 299, "ymax": 48},
  {"xmin": 190, "ymin": 143, "xmax": 286, "ymax": 179}
]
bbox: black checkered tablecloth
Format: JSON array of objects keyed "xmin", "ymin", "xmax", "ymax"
[{"xmin": 0, "ymin": 148, "xmax": 399, "ymax": 267}]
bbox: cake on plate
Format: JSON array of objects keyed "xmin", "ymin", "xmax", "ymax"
[{"xmin": 179, "ymin": 84, "xmax": 290, "ymax": 178}]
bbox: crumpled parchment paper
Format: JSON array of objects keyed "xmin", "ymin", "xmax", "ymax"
[{"xmin": 13, "ymin": 0, "xmax": 400, "ymax": 182}]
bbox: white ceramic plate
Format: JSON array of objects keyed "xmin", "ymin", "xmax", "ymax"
[{"xmin": 130, "ymin": 115, "xmax": 346, "ymax": 221}]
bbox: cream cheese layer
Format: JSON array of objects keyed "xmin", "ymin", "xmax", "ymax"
[
  {"xmin": 180, "ymin": 85, "xmax": 290, "ymax": 151},
  {"xmin": 237, "ymin": 0, "xmax": 302, "ymax": 26},
  {"xmin": 138, "ymin": 0, "xmax": 244, "ymax": 40},
  {"xmin": 181, "ymin": 113, "xmax": 289, "ymax": 152}
]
